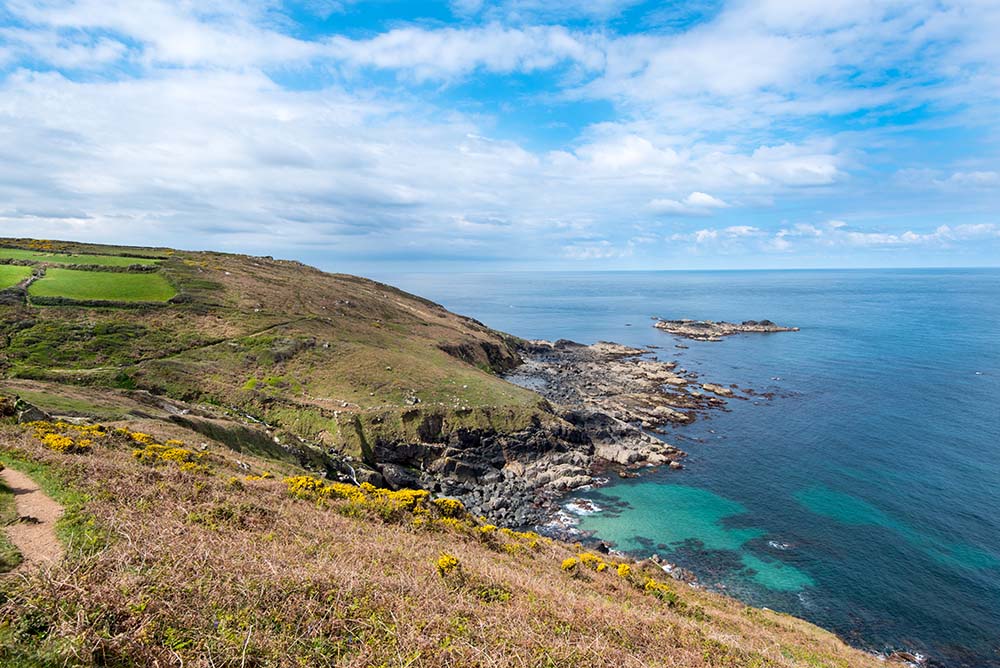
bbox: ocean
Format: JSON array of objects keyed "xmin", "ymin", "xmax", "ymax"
[{"xmin": 375, "ymin": 268, "xmax": 1000, "ymax": 667}]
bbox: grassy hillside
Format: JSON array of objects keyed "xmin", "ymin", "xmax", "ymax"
[
  {"xmin": 0, "ymin": 238, "xmax": 544, "ymax": 466},
  {"xmin": 0, "ymin": 417, "xmax": 884, "ymax": 667}
]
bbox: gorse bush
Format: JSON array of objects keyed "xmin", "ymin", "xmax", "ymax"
[
  {"xmin": 432, "ymin": 497, "xmax": 465, "ymax": 518},
  {"xmin": 436, "ymin": 553, "xmax": 461, "ymax": 578},
  {"xmin": 283, "ymin": 475, "xmax": 550, "ymax": 555},
  {"xmin": 28, "ymin": 420, "xmax": 109, "ymax": 454},
  {"xmin": 132, "ymin": 441, "xmax": 211, "ymax": 475},
  {"xmin": 26, "ymin": 421, "xmax": 211, "ymax": 473},
  {"xmin": 557, "ymin": 550, "xmax": 691, "ymax": 612}
]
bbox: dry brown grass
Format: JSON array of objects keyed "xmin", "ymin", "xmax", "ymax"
[{"xmin": 0, "ymin": 422, "xmax": 883, "ymax": 668}]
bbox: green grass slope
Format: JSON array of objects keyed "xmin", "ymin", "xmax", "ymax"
[{"xmin": 0, "ymin": 469, "xmax": 22, "ymax": 573}]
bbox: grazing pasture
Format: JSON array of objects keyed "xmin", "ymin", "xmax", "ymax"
[
  {"xmin": 28, "ymin": 268, "xmax": 176, "ymax": 303},
  {"xmin": 0, "ymin": 265, "xmax": 32, "ymax": 289},
  {"xmin": 0, "ymin": 248, "xmax": 159, "ymax": 267}
]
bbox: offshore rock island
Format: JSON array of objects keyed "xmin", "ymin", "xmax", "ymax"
[{"xmin": 655, "ymin": 318, "xmax": 799, "ymax": 341}]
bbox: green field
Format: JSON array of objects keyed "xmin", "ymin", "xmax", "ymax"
[
  {"xmin": 28, "ymin": 268, "xmax": 177, "ymax": 303},
  {"xmin": 0, "ymin": 265, "xmax": 32, "ymax": 289},
  {"xmin": 0, "ymin": 248, "xmax": 160, "ymax": 267}
]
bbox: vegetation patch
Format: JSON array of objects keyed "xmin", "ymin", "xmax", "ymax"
[
  {"xmin": 0, "ymin": 248, "xmax": 160, "ymax": 267},
  {"xmin": 28, "ymin": 420, "xmax": 105, "ymax": 454},
  {"xmin": 0, "ymin": 265, "xmax": 32, "ymax": 290},
  {"xmin": 132, "ymin": 437, "xmax": 212, "ymax": 475},
  {"xmin": 0, "ymin": 387, "xmax": 128, "ymax": 421},
  {"xmin": 28, "ymin": 268, "xmax": 176, "ymax": 303},
  {"xmin": 2, "ymin": 318, "xmax": 203, "ymax": 377},
  {"xmin": 0, "ymin": 418, "xmax": 884, "ymax": 668}
]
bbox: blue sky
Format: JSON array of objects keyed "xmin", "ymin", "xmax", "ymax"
[{"xmin": 1, "ymin": 0, "xmax": 998, "ymax": 272}]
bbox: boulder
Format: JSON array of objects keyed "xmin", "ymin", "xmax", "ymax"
[
  {"xmin": 379, "ymin": 463, "xmax": 422, "ymax": 490},
  {"xmin": 16, "ymin": 401, "xmax": 51, "ymax": 424}
]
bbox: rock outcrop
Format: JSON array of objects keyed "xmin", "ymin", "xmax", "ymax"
[{"xmin": 506, "ymin": 339, "xmax": 724, "ymax": 430}]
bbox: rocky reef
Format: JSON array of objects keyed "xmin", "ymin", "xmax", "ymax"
[{"xmin": 654, "ymin": 318, "xmax": 798, "ymax": 341}]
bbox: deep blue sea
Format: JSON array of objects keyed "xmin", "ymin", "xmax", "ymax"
[{"xmin": 375, "ymin": 269, "xmax": 1000, "ymax": 667}]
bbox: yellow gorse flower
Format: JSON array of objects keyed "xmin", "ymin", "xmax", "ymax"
[{"xmin": 436, "ymin": 553, "xmax": 461, "ymax": 577}]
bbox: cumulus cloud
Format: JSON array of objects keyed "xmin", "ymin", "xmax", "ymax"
[{"xmin": 0, "ymin": 63, "xmax": 854, "ymax": 259}]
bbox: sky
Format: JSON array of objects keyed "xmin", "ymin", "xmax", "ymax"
[{"xmin": 1, "ymin": 0, "xmax": 999, "ymax": 272}]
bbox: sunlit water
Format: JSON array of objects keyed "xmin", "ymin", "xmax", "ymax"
[{"xmin": 375, "ymin": 269, "xmax": 1000, "ymax": 667}]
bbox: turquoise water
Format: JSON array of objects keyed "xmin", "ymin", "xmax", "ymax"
[{"xmin": 376, "ymin": 269, "xmax": 1000, "ymax": 667}]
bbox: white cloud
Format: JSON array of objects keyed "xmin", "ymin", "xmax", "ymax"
[
  {"xmin": 945, "ymin": 171, "xmax": 1000, "ymax": 187},
  {"xmin": 328, "ymin": 24, "xmax": 604, "ymax": 82},
  {"xmin": 5, "ymin": 0, "xmax": 319, "ymax": 67},
  {"xmin": 457, "ymin": 0, "xmax": 646, "ymax": 22},
  {"xmin": 649, "ymin": 191, "xmax": 729, "ymax": 216},
  {"xmin": 665, "ymin": 219, "xmax": 1000, "ymax": 255},
  {"xmin": 670, "ymin": 225, "xmax": 763, "ymax": 244},
  {"xmin": 895, "ymin": 169, "xmax": 1000, "ymax": 190},
  {"xmin": 770, "ymin": 220, "xmax": 1000, "ymax": 250},
  {"xmin": 0, "ymin": 27, "xmax": 129, "ymax": 69}
]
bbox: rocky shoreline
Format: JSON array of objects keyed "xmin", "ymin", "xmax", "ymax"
[
  {"xmin": 507, "ymin": 339, "xmax": 728, "ymax": 435},
  {"xmin": 485, "ymin": 338, "xmax": 749, "ymax": 525},
  {"xmin": 654, "ymin": 318, "xmax": 798, "ymax": 341},
  {"xmin": 353, "ymin": 335, "xmax": 756, "ymax": 530}
]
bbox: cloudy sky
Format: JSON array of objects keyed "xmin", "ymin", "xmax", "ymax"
[{"xmin": 1, "ymin": 0, "xmax": 999, "ymax": 272}]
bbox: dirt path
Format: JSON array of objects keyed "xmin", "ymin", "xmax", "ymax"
[{"xmin": 1, "ymin": 466, "xmax": 63, "ymax": 571}]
